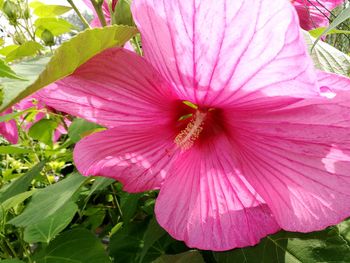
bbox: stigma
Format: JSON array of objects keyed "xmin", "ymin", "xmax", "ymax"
[{"xmin": 175, "ymin": 110, "xmax": 207, "ymax": 150}]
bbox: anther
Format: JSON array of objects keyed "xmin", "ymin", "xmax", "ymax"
[{"xmin": 174, "ymin": 110, "xmax": 207, "ymax": 150}]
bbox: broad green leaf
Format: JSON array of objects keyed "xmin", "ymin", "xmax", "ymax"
[
  {"xmin": 23, "ymin": 202, "xmax": 78, "ymax": 243},
  {"xmin": 28, "ymin": 118, "xmax": 58, "ymax": 146},
  {"xmin": 33, "ymin": 228, "xmax": 111, "ymax": 263},
  {"xmin": 153, "ymin": 251, "xmax": 205, "ymax": 263},
  {"xmin": 0, "ymin": 56, "xmax": 50, "ymax": 112},
  {"xmin": 33, "ymin": 4, "xmax": 72, "ymax": 17},
  {"xmin": 113, "ymin": 0, "xmax": 134, "ymax": 26},
  {"xmin": 68, "ymin": 118, "xmax": 102, "ymax": 143},
  {"xmin": 0, "ymin": 146, "xmax": 34, "ymax": 154},
  {"xmin": 214, "ymin": 228, "xmax": 350, "ymax": 263},
  {"xmin": 34, "ymin": 18, "xmax": 74, "ymax": 36},
  {"xmin": 5, "ymin": 41, "xmax": 43, "ymax": 62},
  {"xmin": 304, "ymin": 31, "xmax": 350, "ymax": 76},
  {"xmin": 313, "ymin": 6, "xmax": 350, "ymax": 46},
  {"xmin": 0, "ymin": 190, "xmax": 35, "ymax": 219},
  {"xmin": 0, "ymin": 58, "xmax": 25, "ymax": 80},
  {"xmin": 0, "ymin": 25, "xmax": 138, "ymax": 111},
  {"xmin": 0, "ymin": 44, "xmax": 19, "ymax": 56},
  {"xmin": 139, "ymin": 217, "xmax": 167, "ymax": 263},
  {"xmin": 0, "ymin": 38, "xmax": 4, "ymax": 46},
  {"xmin": 8, "ymin": 172, "xmax": 86, "ymax": 227},
  {"xmin": 0, "ymin": 162, "xmax": 45, "ymax": 203}
]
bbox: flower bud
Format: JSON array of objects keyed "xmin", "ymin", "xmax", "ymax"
[
  {"xmin": 3, "ymin": 1, "xmax": 19, "ymax": 25},
  {"xmin": 41, "ymin": 29, "xmax": 55, "ymax": 47}
]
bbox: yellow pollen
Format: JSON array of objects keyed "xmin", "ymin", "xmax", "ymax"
[{"xmin": 174, "ymin": 111, "xmax": 207, "ymax": 150}]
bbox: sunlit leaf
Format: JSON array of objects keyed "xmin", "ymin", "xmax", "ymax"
[
  {"xmin": 304, "ymin": 31, "xmax": 350, "ymax": 76},
  {"xmin": 33, "ymin": 4, "xmax": 72, "ymax": 17},
  {"xmin": 5, "ymin": 41, "xmax": 43, "ymax": 62},
  {"xmin": 0, "ymin": 58, "xmax": 25, "ymax": 80},
  {"xmin": 34, "ymin": 17, "xmax": 74, "ymax": 36},
  {"xmin": 0, "ymin": 25, "xmax": 138, "ymax": 111}
]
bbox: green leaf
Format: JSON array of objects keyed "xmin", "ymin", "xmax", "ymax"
[
  {"xmin": 109, "ymin": 221, "xmax": 148, "ymax": 263},
  {"xmin": 33, "ymin": 4, "xmax": 72, "ymax": 17},
  {"xmin": 0, "ymin": 190, "xmax": 35, "ymax": 219},
  {"xmin": 338, "ymin": 218, "xmax": 350, "ymax": 245},
  {"xmin": 68, "ymin": 118, "xmax": 103, "ymax": 143},
  {"xmin": 0, "ymin": 56, "xmax": 50, "ymax": 112},
  {"xmin": 8, "ymin": 172, "xmax": 86, "ymax": 227},
  {"xmin": 0, "ymin": 107, "xmax": 34, "ymax": 122},
  {"xmin": 152, "ymin": 251, "xmax": 205, "ymax": 263},
  {"xmin": 33, "ymin": 228, "xmax": 111, "ymax": 263},
  {"xmin": 0, "ymin": 145, "xmax": 34, "ymax": 154},
  {"xmin": 139, "ymin": 217, "xmax": 167, "ymax": 263},
  {"xmin": 0, "ymin": 162, "xmax": 45, "ymax": 203},
  {"xmin": 28, "ymin": 118, "xmax": 59, "ymax": 146},
  {"xmin": 309, "ymin": 27, "xmax": 350, "ymax": 38},
  {"xmin": 313, "ymin": 6, "xmax": 350, "ymax": 47},
  {"xmin": 0, "ymin": 44, "xmax": 19, "ymax": 56},
  {"xmin": 5, "ymin": 41, "xmax": 43, "ymax": 62},
  {"xmin": 0, "ymin": 25, "xmax": 138, "ymax": 111},
  {"xmin": 214, "ymin": 228, "xmax": 350, "ymax": 263},
  {"xmin": 1, "ymin": 259, "xmax": 26, "ymax": 263},
  {"xmin": 34, "ymin": 18, "xmax": 74, "ymax": 37},
  {"xmin": 304, "ymin": 31, "xmax": 350, "ymax": 76},
  {"xmin": 113, "ymin": 0, "xmax": 134, "ymax": 26},
  {"xmin": 121, "ymin": 193, "xmax": 142, "ymax": 223},
  {"xmin": 89, "ymin": 177, "xmax": 115, "ymax": 196},
  {"xmin": 0, "ymin": 58, "xmax": 25, "ymax": 80},
  {"xmin": 23, "ymin": 202, "xmax": 78, "ymax": 243}
]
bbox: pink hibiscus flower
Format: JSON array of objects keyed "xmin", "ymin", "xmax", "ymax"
[
  {"xmin": 292, "ymin": 0, "xmax": 343, "ymax": 30},
  {"xmin": 0, "ymin": 108, "xmax": 18, "ymax": 144},
  {"xmin": 38, "ymin": 0, "xmax": 350, "ymax": 251}
]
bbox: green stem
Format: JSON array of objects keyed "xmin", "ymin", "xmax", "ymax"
[
  {"xmin": 90, "ymin": 0, "xmax": 107, "ymax": 26},
  {"xmin": 67, "ymin": 0, "xmax": 91, "ymax": 29}
]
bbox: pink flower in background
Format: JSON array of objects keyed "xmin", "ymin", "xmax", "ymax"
[
  {"xmin": 0, "ymin": 108, "xmax": 18, "ymax": 144},
  {"xmin": 39, "ymin": 0, "xmax": 350, "ymax": 251},
  {"xmin": 83, "ymin": 0, "xmax": 117, "ymax": 27},
  {"xmin": 0, "ymin": 94, "xmax": 70, "ymax": 144},
  {"xmin": 292, "ymin": 0, "xmax": 343, "ymax": 30}
]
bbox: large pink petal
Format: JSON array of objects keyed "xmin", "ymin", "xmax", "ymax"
[
  {"xmin": 293, "ymin": 0, "xmax": 343, "ymax": 30},
  {"xmin": 0, "ymin": 109, "xmax": 18, "ymax": 144},
  {"xmin": 38, "ymin": 48, "xmax": 178, "ymax": 128},
  {"xmin": 132, "ymin": 0, "xmax": 318, "ymax": 107},
  {"xmin": 155, "ymin": 134, "xmax": 279, "ymax": 251},
  {"xmin": 74, "ymin": 125, "xmax": 179, "ymax": 192},
  {"xmin": 226, "ymin": 72, "xmax": 350, "ymax": 231}
]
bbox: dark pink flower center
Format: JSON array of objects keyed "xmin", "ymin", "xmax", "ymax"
[{"xmin": 173, "ymin": 101, "xmax": 225, "ymax": 150}]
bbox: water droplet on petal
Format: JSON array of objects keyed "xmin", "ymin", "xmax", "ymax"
[{"xmin": 320, "ymin": 86, "xmax": 336, "ymax": 99}]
